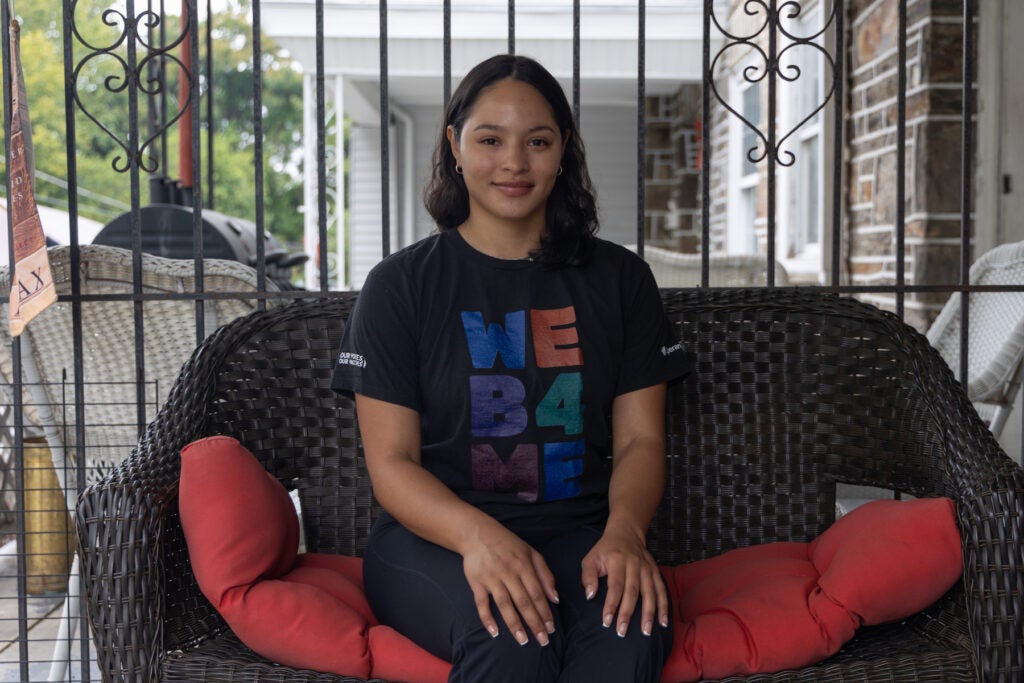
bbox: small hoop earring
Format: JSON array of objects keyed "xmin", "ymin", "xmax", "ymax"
[
  {"xmin": 557, "ymin": 165, "xmax": 563, "ymax": 176},
  {"xmin": 455, "ymin": 164, "xmax": 463, "ymax": 175}
]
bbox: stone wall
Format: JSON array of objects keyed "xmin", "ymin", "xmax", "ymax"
[
  {"xmin": 647, "ymin": 0, "xmax": 972, "ymax": 329},
  {"xmin": 647, "ymin": 2, "xmax": 763, "ymax": 258},
  {"xmin": 847, "ymin": 0, "xmax": 971, "ymax": 330},
  {"xmin": 643, "ymin": 85, "xmax": 703, "ymax": 251}
]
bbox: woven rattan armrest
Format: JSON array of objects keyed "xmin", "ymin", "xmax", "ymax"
[
  {"xmin": 898, "ymin": 298, "xmax": 1024, "ymax": 679},
  {"xmin": 847, "ymin": 297, "xmax": 1024, "ymax": 680},
  {"xmin": 930, "ymin": 402, "xmax": 1024, "ymax": 679},
  {"xmin": 77, "ymin": 443, "xmax": 186, "ymax": 681},
  {"xmin": 78, "ymin": 297, "xmax": 365, "ymax": 682},
  {"xmin": 77, "ymin": 318, "xmax": 243, "ymax": 681}
]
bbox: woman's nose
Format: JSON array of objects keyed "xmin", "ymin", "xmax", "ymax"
[{"xmin": 501, "ymin": 144, "xmax": 529, "ymax": 172}]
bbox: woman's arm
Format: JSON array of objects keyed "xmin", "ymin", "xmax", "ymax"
[
  {"xmin": 580, "ymin": 382, "xmax": 670, "ymax": 638},
  {"xmin": 355, "ymin": 393, "xmax": 559, "ymax": 647}
]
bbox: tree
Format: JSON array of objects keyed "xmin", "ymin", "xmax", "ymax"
[
  {"xmin": 199, "ymin": 2, "xmax": 305, "ymax": 245},
  {"xmin": 1, "ymin": 0, "xmax": 306, "ymax": 249}
]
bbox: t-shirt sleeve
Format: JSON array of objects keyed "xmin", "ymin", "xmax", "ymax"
[
  {"xmin": 614, "ymin": 263, "xmax": 690, "ymax": 396},
  {"xmin": 330, "ymin": 266, "xmax": 421, "ymax": 411}
]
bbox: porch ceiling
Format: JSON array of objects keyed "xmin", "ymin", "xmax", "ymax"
[{"xmin": 262, "ymin": 0, "xmax": 714, "ymax": 120}]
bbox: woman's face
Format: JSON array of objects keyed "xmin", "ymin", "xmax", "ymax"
[{"xmin": 448, "ymin": 78, "xmax": 565, "ymax": 236}]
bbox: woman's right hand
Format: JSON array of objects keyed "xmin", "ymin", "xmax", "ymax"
[
  {"xmin": 461, "ymin": 521, "xmax": 559, "ymax": 647},
  {"xmin": 355, "ymin": 394, "xmax": 558, "ymax": 646}
]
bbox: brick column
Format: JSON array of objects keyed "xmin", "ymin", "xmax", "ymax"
[
  {"xmin": 644, "ymin": 86, "xmax": 703, "ymax": 251},
  {"xmin": 847, "ymin": 0, "xmax": 972, "ymax": 331}
]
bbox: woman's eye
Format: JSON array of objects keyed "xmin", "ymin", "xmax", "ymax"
[
  {"xmin": 529, "ymin": 138, "xmax": 550, "ymax": 147},
  {"xmin": 480, "ymin": 138, "xmax": 499, "ymax": 146}
]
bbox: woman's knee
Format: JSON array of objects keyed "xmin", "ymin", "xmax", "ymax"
[
  {"xmin": 450, "ymin": 623, "xmax": 562, "ymax": 683},
  {"xmin": 363, "ymin": 522, "xmax": 479, "ymax": 662},
  {"xmin": 558, "ymin": 615, "xmax": 671, "ymax": 683}
]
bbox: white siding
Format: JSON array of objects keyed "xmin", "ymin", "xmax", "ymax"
[
  {"xmin": 409, "ymin": 104, "xmax": 445, "ymax": 241},
  {"xmin": 579, "ymin": 105, "xmax": 639, "ymax": 246},
  {"xmin": 349, "ymin": 124, "xmax": 396, "ymax": 289}
]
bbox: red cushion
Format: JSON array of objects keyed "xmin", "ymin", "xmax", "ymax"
[
  {"xmin": 180, "ymin": 437, "xmax": 962, "ymax": 683},
  {"xmin": 808, "ymin": 497, "xmax": 963, "ymax": 625},
  {"xmin": 178, "ymin": 436, "xmax": 450, "ymax": 682},
  {"xmin": 659, "ymin": 497, "xmax": 962, "ymax": 682}
]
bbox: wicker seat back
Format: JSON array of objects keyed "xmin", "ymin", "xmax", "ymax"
[
  {"xmin": 927, "ymin": 240, "xmax": 1024, "ymax": 437},
  {"xmin": 652, "ymin": 288, "xmax": 962, "ymax": 566}
]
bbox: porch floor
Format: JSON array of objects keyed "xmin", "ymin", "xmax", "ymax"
[{"xmin": 0, "ymin": 539, "xmax": 99, "ymax": 682}]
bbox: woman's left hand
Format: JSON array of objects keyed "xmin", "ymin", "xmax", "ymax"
[
  {"xmin": 586, "ymin": 381, "xmax": 671, "ymax": 638},
  {"xmin": 580, "ymin": 521, "xmax": 669, "ymax": 638}
]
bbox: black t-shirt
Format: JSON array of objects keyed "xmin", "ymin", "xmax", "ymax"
[{"xmin": 331, "ymin": 229, "xmax": 689, "ymax": 537}]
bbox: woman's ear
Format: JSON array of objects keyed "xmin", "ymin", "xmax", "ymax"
[{"xmin": 446, "ymin": 125, "xmax": 459, "ymax": 165}]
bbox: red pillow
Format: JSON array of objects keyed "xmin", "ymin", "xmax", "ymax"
[
  {"xmin": 808, "ymin": 497, "xmax": 963, "ymax": 625},
  {"xmin": 179, "ymin": 437, "xmax": 962, "ymax": 682},
  {"xmin": 179, "ymin": 436, "xmax": 299, "ymax": 593},
  {"xmin": 659, "ymin": 497, "xmax": 962, "ymax": 682},
  {"xmin": 178, "ymin": 436, "xmax": 449, "ymax": 682}
]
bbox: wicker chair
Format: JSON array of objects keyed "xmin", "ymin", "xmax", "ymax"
[
  {"xmin": 927, "ymin": 240, "xmax": 1024, "ymax": 438},
  {"xmin": 76, "ymin": 289, "xmax": 1024, "ymax": 682},
  {"xmin": 627, "ymin": 244, "xmax": 790, "ymax": 287},
  {"xmin": 0, "ymin": 244, "xmax": 276, "ymax": 680},
  {"xmin": 0, "ymin": 244, "xmax": 279, "ymax": 489}
]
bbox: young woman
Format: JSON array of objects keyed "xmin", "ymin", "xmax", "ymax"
[{"xmin": 331, "ymin": 54, "xmax": 689, "ymax": 682}]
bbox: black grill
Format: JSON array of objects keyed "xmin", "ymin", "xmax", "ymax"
[{"xmin": 93, "ymin": 204, "xmax": 307, "ymax": 287}]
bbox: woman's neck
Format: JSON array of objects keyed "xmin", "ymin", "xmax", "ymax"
[{"xmin": 457, "ymin": 221, "xmax": 543, "ymax": 260}]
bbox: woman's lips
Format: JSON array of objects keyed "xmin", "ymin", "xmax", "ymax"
[{"xmin": 493, "ymin": 182, "xmax": 533, "ymax": 197}]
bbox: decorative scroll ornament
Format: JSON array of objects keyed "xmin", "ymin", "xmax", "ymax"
[
  {"xmin": 708, "ymin": 0, "xmax": 839, "ymax": 168},
  {"xmin": 69, "ymin": 0, "xmax": 193, "ymax": 174}
]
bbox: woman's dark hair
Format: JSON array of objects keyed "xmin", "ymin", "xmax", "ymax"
[{"xmin": 424, "ymin": 54, "xmax": 598, "ymax": 267}]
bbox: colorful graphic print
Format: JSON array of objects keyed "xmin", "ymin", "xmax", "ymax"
[{"xmin": 461, "ymin": 306, "xmax": 585, "ymax": 503}]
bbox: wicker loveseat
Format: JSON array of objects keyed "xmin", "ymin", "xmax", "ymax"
[{"xmin": 76, "ymin": 289, "xmax": 1024, "ymax": 682}]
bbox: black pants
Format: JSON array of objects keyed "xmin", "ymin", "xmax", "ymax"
[{"xmin": 363, "ymin": 515, "xmax": 672, "ymax": 683}]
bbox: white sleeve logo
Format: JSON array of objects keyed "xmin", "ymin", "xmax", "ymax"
[
  {"xmin": 337, "ymin": 351, "xmax": 366, "ymax": 368},
  {"xmin": 661, "ymin": 342, "xmax": 683, "ymax": 357}
]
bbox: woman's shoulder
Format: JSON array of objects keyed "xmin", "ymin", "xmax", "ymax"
[
  {"xmin": 363, "ymin": 232, "xmax": 449, "ymax": 286},
  {"xmin": 587, "ymin": 238, "xmax": 653, "ymax": 274}
]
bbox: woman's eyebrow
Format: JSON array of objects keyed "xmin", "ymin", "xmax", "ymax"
[{"xmin": 470, "ymin": 123, "xmax": 557, "ymax": 134}]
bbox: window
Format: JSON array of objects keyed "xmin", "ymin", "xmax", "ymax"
[
  {"xmin": 728, "ymin": 67, "xmax": 763, "ymax": 254},
  {"xmin": 724, "ymin": 3, "xmax": 827, "ymax": 276},
  {"xmin": 781, "ymin": 3, "xmax": 825, "ymax": 276}
]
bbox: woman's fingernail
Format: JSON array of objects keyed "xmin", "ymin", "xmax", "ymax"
[
  {"xmin": 643, "ymin": 621, "xmax": 653, "ymax": 636},
  {"xmin": 536, "ymin": 631, "xmax": 550, "ymax": 647},
  {"xmin": 586, "ymin": 586, "xmax": 596, "ymax": 600},
  {"xmin": 552, "ymin": 592, "xmax": 560, "ymax": 604},
  {"xmin": 545, "ymin": 620, "xmax": 555, "ymax": 634},
  {"xmin": 516, "ymin": 630, "xmax": 528, "ymax": 645},
  {"xmin": 488, "ymin": 624, "xmax": 499, "ymax": 637},
  {"xmin": 617, "ymin": 622, "xmax": 627, "ymax": 638},
  {"xmin": 602, "ymin": 614, "xmax": 612, "ymax": 628},
  {"xmin": 661, "ymin": 617, "xmax": 670, "ymax": 628}
]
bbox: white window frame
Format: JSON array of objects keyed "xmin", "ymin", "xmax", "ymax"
[
  {"xmin": 727, "ymin": 59, "xmax": 763, "ymax": 255},
  {"xmin": 778, "ymin": 2, "xmax": 825, "ymax": 280}
]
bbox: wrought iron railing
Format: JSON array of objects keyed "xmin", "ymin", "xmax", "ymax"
[{"xmin": 2, "ymin": 1, "xmax": 1015, "ymax": 680}]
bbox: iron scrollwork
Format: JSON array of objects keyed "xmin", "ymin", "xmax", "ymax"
[
  {"xmin": 708, "ymin": 0, "xmax": 840, "ymax": 168},
  {"xmin": 68, "ymin": 0, "xmax": 193, "ymax": 174}
]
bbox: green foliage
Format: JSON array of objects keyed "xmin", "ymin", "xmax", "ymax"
[
  {"xmin": 199, "ymin": 2, "xmax": 306, "ymax": 245},
  {"xmin": 1, "ymin": 0, "xmax": 308, "ymax": 248}
]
